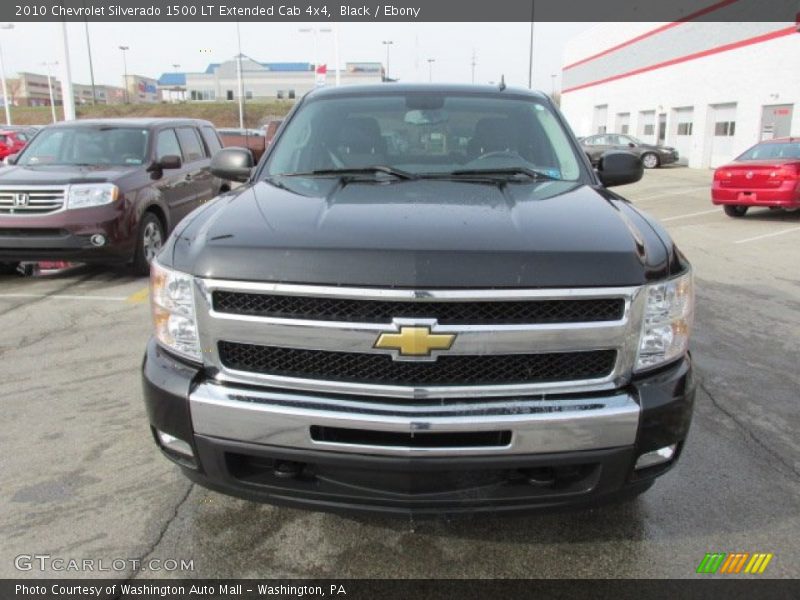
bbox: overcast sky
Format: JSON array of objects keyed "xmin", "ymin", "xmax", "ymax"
[{"xmin": 1, "ymin": 21, "xmax": 592, "ymax": 91}]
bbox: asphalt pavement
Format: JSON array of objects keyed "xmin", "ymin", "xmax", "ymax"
[{"xmin": 1, "ymin": 166, "xmax": 798, "ymax": 579}]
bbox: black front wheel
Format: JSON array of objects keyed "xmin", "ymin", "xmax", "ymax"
[
  {"xmin": 132, "ymin": 213, "xmax": 165, "ymax": 276},
  {"xmin": 723, "ymin": 205, "xmax": 748, "ymax": 218}
]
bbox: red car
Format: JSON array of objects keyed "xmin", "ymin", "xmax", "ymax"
[
  {"xmin": 712, "ymin": 137, "xmax": 800, "ymax": 217},
  {"xmin": 0, "ymin": 130, "xmax": 30, "ymax": 160}
]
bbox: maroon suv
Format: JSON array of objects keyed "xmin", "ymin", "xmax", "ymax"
[{"xmin": 0, "ymin": 118, "xmax": 228, "ymax": 275}]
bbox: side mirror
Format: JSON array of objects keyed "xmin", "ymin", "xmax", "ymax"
[
  {"xmin": 158, "ymin": 154, "xmax": 182, "ymax": 170},
  {"xmin": 211, "ymin": 147, "xmax": 254, "ymax": 183},
  {"xmin": 4, "ymin": 154, "xmax": 18, "ymax": 165},
  {"xmin": 597, "ymin": 151, "xmax": 643, "ymax": 187},
  {"xmin": 627, "ymin": 142, "xmax": 636, "ymax": 148}
]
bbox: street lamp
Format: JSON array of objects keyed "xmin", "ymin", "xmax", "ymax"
[
  {"xmin": 427, "ymin": 58, "xmax": 435, "ymax": 82},
  {"xmin": 298, "ymin": 27, "xmax": 332, "ymax": 86},
  {"xmin": 118, "ymin": 45, "xmax": 129, "ymax": 103},
  {"xmin": 0, "ymin": 24, "xmax": 15, "ymax": 125},
  {"xmin": 382, "ymin": 40, "xmax": 393, "ymax": 81},
  {"xmin": 172, "ymin": 63, "xmax": 182, "ymax": 102},
  {"xmin": 235, "ymin": 23, "xmax": 244, "ymax": 129},
  {"xmin": 41, "ymin": 61, "xmax": 59, "ymax": 123}
]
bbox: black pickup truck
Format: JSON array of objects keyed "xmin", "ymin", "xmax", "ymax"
[{"xmin": 142, "ymin": 84, "xmax": 695, "ymax": 516}]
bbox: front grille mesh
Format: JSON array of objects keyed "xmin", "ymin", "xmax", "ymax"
[
  {"xmin": 213, "ymin": 292, "xmax": 625, "ymax": 325},
  {"xmin": 218, "ymin": 342, "xmax": 617, "ymax": 387}
]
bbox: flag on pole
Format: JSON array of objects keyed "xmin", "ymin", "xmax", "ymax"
[{"xmin": 315, "ymin": 64, "xmax": 327, "ymax": 87}]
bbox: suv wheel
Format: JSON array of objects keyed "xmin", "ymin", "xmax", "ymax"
[
  {"xmin": 132, "ymin": 213, "xmax": 165, "ymax": 276},
  {"xmin": 723, "ymin": 205, "xmax": 748, "ymax": 218},
  {"xmin": 641, "ymin": 152, "xmax": 659, "ymax": 169}
]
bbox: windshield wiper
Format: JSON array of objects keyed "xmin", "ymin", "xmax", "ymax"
[
  {"xmin": 278, "ymin": 166, "xmax": 418, "ymax": 180},
  {"xmin": 441, "ymin": 167, "xmax": 560, "ymax": 181}
]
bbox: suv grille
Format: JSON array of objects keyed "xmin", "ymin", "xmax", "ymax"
[
  {"xmin": 212, "ymin": 292, "xmax": 625, "ymax": 325},
  {"xmin": 0, "ymin": 188, "xmax": 66, "ymax": 215},
  {"xmin": 218, "ymin": 342, "xmax": 617, "ymax": 387}
]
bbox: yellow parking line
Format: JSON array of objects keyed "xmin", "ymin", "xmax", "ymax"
[{"xmin": 126, "ymin": 287, "xmax": 150, "ymax": 304}]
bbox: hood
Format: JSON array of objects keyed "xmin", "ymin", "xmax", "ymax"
[
  {"xmin": 0, "ymin": 164, "xmax": 136, "ymax": 185},
  {"xmin": 168, "ymin": 177, "xmax": 671, "ymax": 288}
]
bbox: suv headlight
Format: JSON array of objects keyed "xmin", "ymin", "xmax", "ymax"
[
  {"xmin": 67, "ymin": 183, "xmax": 119, "ymax": 209},
  {"xmin": 635, "ymin": 270, "xmax": 694, "ymax": 372},
  {"xmin": 150, "ymin": 260, "xmax": 202, "ymax": 362}
]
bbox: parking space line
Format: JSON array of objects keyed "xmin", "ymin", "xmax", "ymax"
[
  {"xmin": 634, "ymin": 186, "xmax": 708, "ymax": 202},
  {"xmin": 126, "ymin": 287, "xmax": 150, "ymax": 304},
  {"xmin": 0, "ymin": 293, "xmax": 129, "ymax": 302},
  {"xmin": 661, "ymin": 209, "xmax": 720, "ymax": 222},
  {"xmin": 734, "ymin": 226, "xmax": 800, "ymax": 244}
]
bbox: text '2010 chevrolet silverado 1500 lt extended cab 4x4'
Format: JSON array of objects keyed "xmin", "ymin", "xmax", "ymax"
[{"xmin": 142, "ymin": 84, "xmax": 696, "ymax": 516}]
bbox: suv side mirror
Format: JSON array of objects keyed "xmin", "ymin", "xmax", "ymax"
[
  {"xmin": 5, "ymin": 154, "xmax": 18, "ymax": 165},
  {"xmin": 597, "ymin": 151, "xmax": 643, "ymax": 187},
  {"xmin": 158, "ymin": 154, "xmax": 182, "ymax": 170},
  {"xmin": 211, "ymin": 147, "xmax": 254, "ymax": 183}
]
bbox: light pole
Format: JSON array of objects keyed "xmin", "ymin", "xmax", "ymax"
[
  {"xmin": 41, "ymin": 61, "xmax": 58, "ymax": 122},
  {"xmin": 84, "ymin": 21, "xmax": 97, "ymax": 104},
  {"xmin": 119, "ymin": 45, "xmax": 129, "ymax": 103},
  {"xmin": 58, "ymin": 23, "xmax": 75, "ymax": 121},
  {"xmin": 551, "ymin": 73, "xmax": 557, "ymax": 97},
  {"xmin": 471, "ymin": 49, "xmax": 477, "ymax": 84},
  {"xmin": 172, "ymin": 63, "xmax": 182, "ymax": 102},
  {"xmin": 528, "ymin": 0, "xmax": 535, "ymax": 89},
  {"xmin": 427, "ymin": 58, "xmax": 435, "ymax": 82},
  {"xmin": 298, "ymin": 27, "xmax": 332, "ymax": 86},
  {"xmin": 382, "ymin": 40, "xmax": 393, "ymax": 81},
  {"xmin": 235, "ymin": 22, "xmax": 244, "ymax": 129},
  {"xmin": 0, "ymin": 24, "xmax": 14, "ymax": 125}
]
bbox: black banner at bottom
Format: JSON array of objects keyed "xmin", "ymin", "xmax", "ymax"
[{"xmin": 3, "ymin": 579, "xmax": 800, "ymax": 600}]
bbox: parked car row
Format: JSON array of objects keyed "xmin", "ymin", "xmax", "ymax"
[{"xmin": 0, "ymin": 118, "xmax": 234, "ymax": 276}]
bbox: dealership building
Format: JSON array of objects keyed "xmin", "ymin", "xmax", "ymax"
[
  {"xmin": 560, "ymin": 21, "xmax": 800, "ymax": 168},
  {"xmin": 164, "ymin": 59, "xmax": 384, "ymax": 103}
]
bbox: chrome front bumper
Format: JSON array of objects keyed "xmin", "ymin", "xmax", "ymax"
[{"xmin": 189, "ymin": 381, "xmax": 640, "ymax": 458}]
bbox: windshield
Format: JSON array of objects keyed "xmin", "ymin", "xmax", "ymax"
[
  {"xmin": 737, "ymin": 141, "xmax": 800, "ymax": 161},
  {"xmin": 264, "ymin": 93, "xmax": 583, "ymax": 181},
  {"xmin": 17, "ymin": 126, "xmax": 150, "ymax": 167}
]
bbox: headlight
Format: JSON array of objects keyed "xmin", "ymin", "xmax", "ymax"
[
  {"xmin": 635, "ymin": 270, "xmax": 694, "ymax": 372},
  {"xmin": 67, "ymin": 183, "xmax": 119, "ymax": 209},
  {"xmin": 150, "ymin": 260, "xmax": 202, "ymax": 362}
]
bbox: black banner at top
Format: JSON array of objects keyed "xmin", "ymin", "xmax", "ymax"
[{"xmin": 4, "ymin": 0, "xmax": 800, "ymax": 22}]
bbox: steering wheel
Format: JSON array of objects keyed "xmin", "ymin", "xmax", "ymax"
[{"xmin": 473, "ymin": 149, "xmax": 524, "ymax": 162}]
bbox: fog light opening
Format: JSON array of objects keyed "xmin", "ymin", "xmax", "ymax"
[
  {"xmin": 156, "ymin": 430, "xmax": 194, "ymax": 460},
  {"xmin": 90, "ymin": 234, "xmax": 107, "ymax": 247},
  {"xmin": 635, "ymin": 444, "xmax": 677, "ymax": 471}
]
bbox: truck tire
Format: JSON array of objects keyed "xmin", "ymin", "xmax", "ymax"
[
  {"xmin": 723, "ymin": 205, "xmax": 748, "ymax": 218},
  {"xmin": 0, "ymin": 261, "xmax": 20, "ymax": 275},
  {"xmin": 132, "ymin": 213, "xmax": 165, "ymax": 276}
]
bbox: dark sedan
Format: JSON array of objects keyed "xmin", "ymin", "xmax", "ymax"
[{"xmin": 581, "ymin": 133, "xmax": 679, "ymax": 169}]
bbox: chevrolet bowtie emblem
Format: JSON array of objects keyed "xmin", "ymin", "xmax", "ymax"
[{"xmin": 374, "ymin": 326, "xmax": 455, "ymax": 357}]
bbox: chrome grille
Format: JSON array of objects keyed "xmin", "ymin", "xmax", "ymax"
[
  {"xmin": 0, "ymin": 186, "xmax": 66, "ymax": 215},
  {"xmin": 212, "ymin": 291, "xmax": 625, "ymax": 324},
  {"xmin": 218, "ymin": 342, "xmax": 617, "ymax": 387},
  {"xmin": 195, "ymin": 279, "xmax": 645, "ymax": 400}
]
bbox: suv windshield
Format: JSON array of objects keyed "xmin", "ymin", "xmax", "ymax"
[
  {"xmin": 264, "ymin": 92, "xmax": 583, "ymax": 181},
  {"xmin": 17, "ymin": 126, "xmax": 150, "ymax": 167}
]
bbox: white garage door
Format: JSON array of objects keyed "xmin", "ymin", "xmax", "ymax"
[
  {"xmin": 708, "ymin": 103, "xmax": 737, "ymax": 168},
  {"xmin": 672, "ymin": 107, "xmax": 694, "ymax": 163}
]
